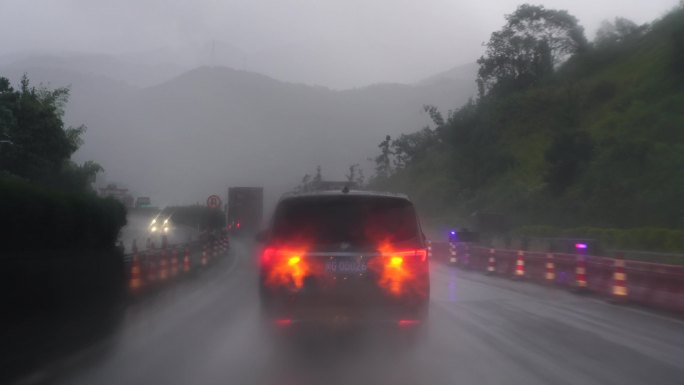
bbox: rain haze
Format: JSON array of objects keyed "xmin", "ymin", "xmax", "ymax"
[
  {"xmin": 0, "ymin": 0, "xmax": 678, "ymax": 205},
  {"xmin": 4, "ymin": 1, "xmax": 684, "ymax": 384}
]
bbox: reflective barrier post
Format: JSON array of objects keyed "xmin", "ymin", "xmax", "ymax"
[
  {"xmin": 487, "ymin": 248, "xmax": 496, "ymax": 275},
  {"xmin": 449, "ymin": 242, "xmax": 457, "ymax": 264},
  {"xmin": 201, "ymin": 244, "xmax": 208, "ymax": 267},
  {"xmin": 171, "ymin": 247, "xmax": 179, "ymax": 278},
  {"xmin": 545, "ymin": 253, "xmax": 556, "ymax": 283},
  {"xmin": 159, "ymin": 247, "xmax": 168, "ymax": 281},
  {"xmin": 183, "ymin": 248, "xmax": 191, "ymax": 273},
  {"xmin": 129, "ymin": 243, "xmax": 142, "ymax": 292},
  {"xmin": 575, "ymin": 255, "xmax": 588, "ymax": 291},
  {"xmin": 147, "ymin": 241, "xmax": 157, "ymax": 284},
  {"xmin": 612, "ymin": 255, "xmax": 628, "ymax": 299},
  {"xmin": 515, "ymin": 250, "xmax": 525, "ymax": 278},
  {"xmin": 463, "ymin": 244, "xmax": 471, "ymax": 269}
]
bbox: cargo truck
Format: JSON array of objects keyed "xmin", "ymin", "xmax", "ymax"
[{"xmin": 227, "ymin": 187, "xmax": 263, "ymax": 236}]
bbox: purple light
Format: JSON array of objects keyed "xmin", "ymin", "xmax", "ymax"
[
  {"xmin": 450, "ymin": 231, "xmax": 456, "ymax": 235},
  {"xmin": 575, "ymin": 243, "xmax": 588, "ymax": 249}
]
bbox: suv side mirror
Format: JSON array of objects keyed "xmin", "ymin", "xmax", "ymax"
[{"xmin": 255, "ymin": 230, "xmax": 268, "ymax": 244}]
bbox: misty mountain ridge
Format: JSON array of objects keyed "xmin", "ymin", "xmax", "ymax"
[
  {"xmin": 419, "ymin": 62, "xmax": 479, "ymax": 85},
  {"xmin": 0, "ymin": 43, "xmax": 475, "ymax": 90},
  {"xmin": 0, "ymin": 62, "xmax": 475, "ymax": 206}
]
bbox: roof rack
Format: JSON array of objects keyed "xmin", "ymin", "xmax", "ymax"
[{"xmin": 280, "ymin": 189, "xmax": 409, "ymax": 199}]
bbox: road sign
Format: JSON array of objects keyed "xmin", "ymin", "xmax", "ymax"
[{"xmin": 207, "ymin": 195, "xmax": 222, "ymax": 209}]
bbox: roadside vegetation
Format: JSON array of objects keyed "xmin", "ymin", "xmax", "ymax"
[
  {"xmin": 369, "ymin": 4, "xmax": 684, "ymax": 252},
  {"xmin": 0, "ymin": 75, "xmax": 126, "ymax": 251}
]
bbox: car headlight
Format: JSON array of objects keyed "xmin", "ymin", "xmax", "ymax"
[
  {"xmin": 164, "ymin": 227, "xmax": 169, "ymax": 233},
  {"xmin": 151, "ymin": 226, "xmax": 157, "ymax": 232}
]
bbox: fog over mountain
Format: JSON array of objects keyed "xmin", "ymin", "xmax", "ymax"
[
  {"xmin": 2, "ymin": 0, "xmax": 677, "ymax": 207},
  {"xmin": 0, "ymin": 60, "xmax": 475, "ymax": 206}
]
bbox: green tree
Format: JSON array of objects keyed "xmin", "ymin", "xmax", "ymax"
[
  {"xmin": 345, "ymin": 164, "xmax": 366, "ymax": 187},
  {"xmin": 544, "ymin": 131, "xmax": 593, "ymax": 195},
  {"xmin": 391, "ymin": 127, "xmax": 437, "ymax": 170},
  {"xmin": 0, "ymin": 74, "xmax": 101, "ymax": 192},
  {"xmin": 296, "ymin": 174, "xmax": 312, "ymax": 192},
  {"xmin": 673, "ymin": 22, "xmax": 684, "ymax": 74},
  {"xmin": 312, "ymin": 165, "xmax": 323, "ymax": 188},
  {"xmin": 374, "ymin": 135, "xmax": 393, "ymax": 180},
  {"xmin": 477, "ymin": 4, "xmax": 587, "ymax": 96},
  {"xmin": 595, "ymin": 17, "xmax": 645, "ymax": 46}
]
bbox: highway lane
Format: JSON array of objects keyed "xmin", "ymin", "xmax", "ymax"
[
  {"xmin": 35, "ymin": 241, "xmax": 684, "ymax": 385},
  {"xmin": 119, "ymin": 211, "xmax": 200, "ymax": 253}
]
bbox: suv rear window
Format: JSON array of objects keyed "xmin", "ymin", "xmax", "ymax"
[{"xmin": 270, "ymin": 195, "xmax": 421, "ymax": 249}]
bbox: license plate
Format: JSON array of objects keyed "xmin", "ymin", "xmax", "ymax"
[{"xmin": 326, "ymin": 259, "xmax": 367, "ymax": 274}]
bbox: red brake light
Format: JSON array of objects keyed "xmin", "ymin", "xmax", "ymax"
[
  {"xmin": 261, "ymin": 247, "xmax": 310, "ymax": 289},
  {"xmin": 368, "ymin": 247, "xmax": 429, "ymax": 297}
]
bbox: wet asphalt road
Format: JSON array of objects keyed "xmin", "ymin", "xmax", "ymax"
[{"xmin": 35, "ymin": 241, "xmax": 684, "ymax": 385}]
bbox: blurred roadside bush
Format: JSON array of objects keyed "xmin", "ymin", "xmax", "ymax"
[
  {"xmin": 0, "ymin": 175, "xmax": 126, "ymax": 252},
  {"xmin": 515, "ymin": 225, "xmax": 684, "ymax": 254}
]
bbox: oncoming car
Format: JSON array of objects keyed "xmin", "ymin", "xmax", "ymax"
[
  {"xmin": 258, "ymin": 190, "xmax": 430, "ymax": 332},
  {"xmin": 148, "ymin": 216, "xmax": 172, "ymax": 234}
]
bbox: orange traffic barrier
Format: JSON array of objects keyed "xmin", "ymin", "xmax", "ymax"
[
  {"xmin": 575, "ymin": 255, "xmax": 587, "ymax": 289},
  {"xmin": 159, "ymin": 249, "xmax": 169, "ymax": 280},
  {"xmin": 146, "ymin": 243, "xmax": 157, "ymax": 283},
  {"xmin": 129, "ymin": 245, "xmax": 142, "ymax": 292},
  {"xmin": 448, "ymin": 242, "xmax": 457, "ymax": 264},
  {"xmin": 545, "ymin": 253, "xmax": 556, "ymax": 283},
  {"xmin": 463, "ymin": 244, "xmax": 471, "ymax": 268},
  {"xmin": 183, "ymin": 248, "xmax": 191, "ymax": 273},
  {"xmin": 171, "ymin": 247, "xmax": 179, "ymax": 277},
  {"xmin": 612, "ymin": 255, "xmax": 628, "ymax": 298},
  {"xmin": 515, "ymin": 250, "xmax": 525, "ymax": 278},
  {"xmin": 487, "ymin": 248, "xmax": 496, "ymax": 274}
]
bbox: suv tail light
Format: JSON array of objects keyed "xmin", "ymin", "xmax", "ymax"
[
  {"xmin": 261, "ymin": 247, "xmax": 311, "ymax": 289},
  {"xmin": 369, "ymin": 248, "xmax": 428, "ymax": 297}
]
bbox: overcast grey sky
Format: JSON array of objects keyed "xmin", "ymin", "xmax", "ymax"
[{"xmin": 1, "ymin": 0, "xmax": 679, "ymax": 86}]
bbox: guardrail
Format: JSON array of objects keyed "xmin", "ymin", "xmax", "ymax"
[
  {"xmin": 123, "ymin": 235, "xmax": 230, "ymax": 296},
  {"xmin": 430, "ymin": 241, "xmax": 684, "ymax": 314}
]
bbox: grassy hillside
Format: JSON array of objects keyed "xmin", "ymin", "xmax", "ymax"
[{"xmin": 375, "ymin": 8, "xmax": 684, "ymax": 231}]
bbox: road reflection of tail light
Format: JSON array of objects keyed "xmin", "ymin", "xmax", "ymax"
[
  {"xmin": 274, "ymin": 319, "xmax": 292, "ymax": 327},
  {"xmin": 398, "ymin": 319, "xmax": 420, "ymax": 327},
  {"xmin": 262, "ymin": 248, "xmax": 310, "ymax": 289}
]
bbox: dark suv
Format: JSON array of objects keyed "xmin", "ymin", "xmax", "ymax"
[{"xmin": 258, "ymin": 190, "xmax": 429, "ymax": 328}]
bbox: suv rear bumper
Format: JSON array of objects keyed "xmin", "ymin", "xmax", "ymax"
[{"xmin": 260, "ymin": 287, "xmax": 429, "ymax": 324}]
